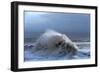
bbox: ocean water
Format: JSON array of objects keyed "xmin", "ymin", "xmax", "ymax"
[{"xmin": 24, "ymin": 42, "xmax": 90, "ymax": 62}]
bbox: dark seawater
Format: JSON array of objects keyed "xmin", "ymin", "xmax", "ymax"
[{"xmin": 24, "ymin": 42, "xmax": 90, "ymax": 62}]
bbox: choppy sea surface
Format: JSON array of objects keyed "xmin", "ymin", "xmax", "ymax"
[{"xmin": 24, "ymin": 42, "xmax": 90, "ymax": 62}]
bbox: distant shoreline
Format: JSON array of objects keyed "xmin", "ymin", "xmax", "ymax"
[{"xmin": 24, "ymin": 42, "xmax": 90, "ymax": 46}]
